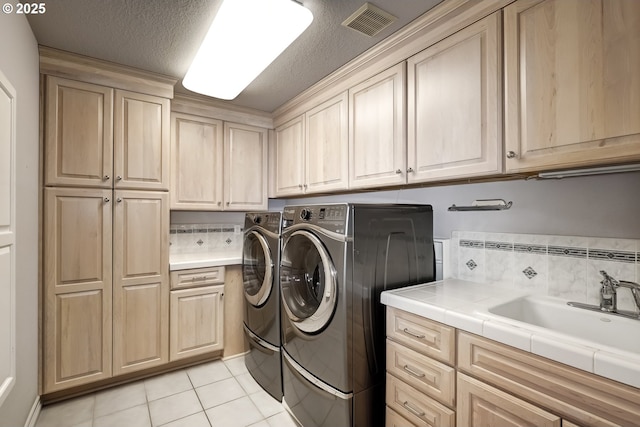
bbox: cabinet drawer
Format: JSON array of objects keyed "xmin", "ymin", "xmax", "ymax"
[
  {"xmin": 386, "ymin": 307, "xmax": 455, "ymax": 364},
  {"xmin": 386, "ymin": 406, "xmax": 418, "ymax": 427},
  {"xmin": 385, "ymin": 373, "xmax": 455, "ymax": 427},
  {"xmin": 457, "ymin": 372, "xmax": 560, "ymax": 427},
  {"xmin": 386, "ymin": 339, "xmax": 455, "ymax": 408},
  {"xmin": 170, "ymin": 266, "xmax": 225, "ymax": 289}
]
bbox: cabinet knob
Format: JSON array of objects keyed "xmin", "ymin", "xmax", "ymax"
[
  {"xmin": 103, "ymin": 197, "xmax": 110, "ymax": 203},
  {"xmin": 395, "ymin": 169, "xmax": 402, "ymax": 174},
  {"xmin": 298, "ymin": 184, "xmax": 303, "ymax": 189},
  {"xmin": 217, "ymin": 201, "xmax": 222, "ymax": 206},
  {"xmin": 116, "ymin": 175, "xmax": 123, "ymax": 181},
  {"xmin": 116, "ymin": 198, "xmax": 122, "ymax": 203},
  {"xmin": 104, "ymin": 175, "xmax": 110, "ymax": 181},
  {"xmin": 226, "ymin": 201, "xmax": 230, "ymax": 206},
  {"xmin": 303, "ymin": 184, "xmax": 307, "ymax": 189},
  {"xmin": 407, "ymin": 167, "xmax": 414, "ymax": 173},
  {"xmin": 506, "ymin": 151, "xmax": 517, "ymax": 159}
]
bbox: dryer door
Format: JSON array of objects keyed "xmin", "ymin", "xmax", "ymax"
[
  {"xmin": 243, "ymin": 230, "xmax": 274, "ymax": 307},
  {"xmin": 280, "ymin": 230, "xmax": 337, "ymax": 334}
]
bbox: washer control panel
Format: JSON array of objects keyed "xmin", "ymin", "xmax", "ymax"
[{"xmin": 282, "ymin": 204, "xmax": 348, "ymax": 233}]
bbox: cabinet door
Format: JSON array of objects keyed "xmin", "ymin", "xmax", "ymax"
[
  {"xmin": 274, "ymin": 115, "xmax": 305, "ymax": 196},
  {"xmin": 224, "ymin": 122, "xmax": 268, "ymax": 211},
  {"xmin": 112, "ymin": 190, "xmax": 169, "ymax": 375},
  {"xmin": 305, "ymin": 92, "xmax": 349, "ymax": 193},
  {"xmin": 45, "ymin": 76, "xmax": 113, "ymax": 188},
  {"xmin": 43, "ymin": 187, "xmax": 113, "ymax": 392},
  {"xmin": 170, "ymin": 113, "xmax": 223, "ymax": 210},
  {"xmin": 170, "ymin": 285, "xmax": 224, "ymax": 361},
  {"xmin": 407, "ymin": 12, "xmax": 502, "ymax": 182},
  {"xmin": 349, "ymin": 63, "xmax": 406, "ymax": 189},
  {"xmin": 114, "ymin": 90, "xmax": 170, "ymax": 190},
  {"xmin": 457, "ymin": 373, "xmax": 560, "ymax": 427},
  {"xmin": 504, "ymin": 0, "xmax": 640, "ymax": 172}
]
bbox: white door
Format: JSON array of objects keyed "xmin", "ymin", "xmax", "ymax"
[{"xmin": 0, "ymin": 70, "xmax": 16, "ymax": 405}]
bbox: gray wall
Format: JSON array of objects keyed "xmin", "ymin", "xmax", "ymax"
[
  {"xmin": 270, "ymin": 171, "xmax": 640, "ymax": 239},
  {"xmin": 0, "ymin": 12, "xmax": 40, "ymax": 427}
]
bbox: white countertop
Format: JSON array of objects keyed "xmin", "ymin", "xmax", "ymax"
[
  {"xmin": 381, "ymin": 279, "xmax": 640, "ymax": 389},
  {"xmin": 169, "ymin": 250, "xmax": 242, "ymax": 271}
]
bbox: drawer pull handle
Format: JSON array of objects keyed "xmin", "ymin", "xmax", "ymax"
[
  {"xmin": 403, "ymin": 328, "xmax": 425, "ymax": 339},
  {"xmin": 403, "ymin": 401, "xmax": 425, "ymax": 417},
  {"xmin": 403, "ymin": 365, "xmax": 425, "ymax": 378},
  {"xmin": 191, "ymin": 276, "xmax": 209, "ymax": 281}
]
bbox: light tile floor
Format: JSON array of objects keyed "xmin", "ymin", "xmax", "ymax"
[{"xmin": 35, "ymin": 356, "xmax": 298, "ymax": 427}]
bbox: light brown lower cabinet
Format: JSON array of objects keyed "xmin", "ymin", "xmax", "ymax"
[
  {"xmin": 43, "ymin": 187, "xmax": 169, "ymax": 393},
  {"xmin": 112, "ymin": 191, "xmax": 169, "ymax": 375},
  {"xmin": 170, "ymin": 284, "xmax": 224, "ymax": 361},
  {"xmin": 386, "ymin": 308, "xmax": 640, "ymax": 427}
]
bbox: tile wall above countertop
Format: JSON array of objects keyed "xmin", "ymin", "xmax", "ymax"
[
  {"xmin": 169, "ymin": 223, "xmax": 243, "ymax": 270},
  {"xmin": 450, "ymin": 231, "xmax": 640, "ymax": 312}
]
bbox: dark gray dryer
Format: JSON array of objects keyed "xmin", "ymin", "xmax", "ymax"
[
  {"xmin": 243, "ymin": 212, "xmax": 283, "ymax": 401},
  {"xmin": 280, "ymin": 204, "xmax": 435, "ymax": 427}
]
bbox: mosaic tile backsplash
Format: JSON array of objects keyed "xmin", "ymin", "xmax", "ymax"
[
  {"xmin": 170, "ymin": 224, "xmax": 243, "ymax": 254},
  {"xmin": 450, "ymin": 231, "xmax": 640, "ymax": 312}
]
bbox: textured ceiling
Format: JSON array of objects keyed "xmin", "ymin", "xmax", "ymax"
[{"xmin": 27, "ymin": 0, "xmax": 442, "ymax": 112}]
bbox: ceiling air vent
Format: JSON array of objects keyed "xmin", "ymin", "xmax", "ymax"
[{"xmin": 342, "ymin": 3, "xmax": 397, "ymax": 37}]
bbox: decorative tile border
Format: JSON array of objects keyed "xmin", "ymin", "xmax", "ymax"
[
  {"xmin": 460, "ymin": 239, "xmax": 484, "ymax": 248},
  {"xmin": 547, "ymin": 246, "xmax": 587, "ymax": 258},
  {"xmin": 473, "ymin": 240, "xmax": 636, "ymax": 263},
  {"xmin": 588, "ymin": 249, "xmax": 636, "ymax": 263},
  {"xmin": 514, "ymin": 244, "xmax": 547, "ymax": 254},
  {"xmin": 486, "ymin": 241, "xmax": 513, "ymax": 251}
]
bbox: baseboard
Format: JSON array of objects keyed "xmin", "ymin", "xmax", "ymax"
[
  {"xmin": 24, "ymin": 395, "xmax": 41, "ymax": 427},
  {"xmin": 221, "ymin": 350, "xmax": 249, "ymax": 361}
]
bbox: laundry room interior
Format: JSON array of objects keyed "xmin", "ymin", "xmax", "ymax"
[{"xmin": 2, "ymin": 0, "xmax": 640, "ymax": 426}]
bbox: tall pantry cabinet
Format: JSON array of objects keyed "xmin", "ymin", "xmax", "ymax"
[{"xmin": 41, "ymin": 48, "xmax": 174, "ymax": 393}]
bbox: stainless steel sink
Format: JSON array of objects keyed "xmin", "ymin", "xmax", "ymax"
[{"xmin": 481, "ymin": 295, "xmax": 640, "ymax": 354}]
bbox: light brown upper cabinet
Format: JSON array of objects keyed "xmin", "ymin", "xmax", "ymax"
[
  {"xmin": 305, "ymin": 92, "xmax": 349, "ymax": 194},
  {"xmin": 274, "ymin": 115, "xmax": 305, "ymax": 196},
  {"xmin": 114, "ymin": 90, "xmax": 170, "ymax": 190},
  {"xmin": 45, "ymin": 77, "xmax": 114, "ymax": 188},
  {"xmin": 170, "ymin": 112, "xmax": 268, "ymax": 211},
  {"xmin": 407, "ymin": 12, "xmax": 502, "ymax": 182},
  {"xmin": 349, "ymin": 63, "xmax": 407, "ymax": 189},
  {"xmin": 274, "ymin": 92, "xmax": 349, "ymax": 197},
  {"xmin": 223, "ymin": 122, "xmax": 268, "ymax": 211},
  {"xmin": 170, "ymin": 113, "xmax": 224, "ymax": 210},
  {"xmin": 45, "ymin": 76, "xmax": 170, "ymax": 190},
  {"xmin": 504, "ymin": 0, "xmax": 640, "ymax": 172}
]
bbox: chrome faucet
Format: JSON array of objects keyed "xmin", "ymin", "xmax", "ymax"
[{"xmin": 598, "ymin": 270, "xmax": 640, "ymax": 314}]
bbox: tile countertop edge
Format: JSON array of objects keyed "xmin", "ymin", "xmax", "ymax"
[
  {"xmin": 380, "ymin": 279, "xmax": 640, "ymax": 390},
  {"xmin": 169, "ymin": 253, "xmax": 243, "ymax": 271}
]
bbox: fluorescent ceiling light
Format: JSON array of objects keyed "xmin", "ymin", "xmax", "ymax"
[
  {"xmin": 537, "ymin": 164, "xmax": 640, "ymax": 179},
  {"xmin": 183, "ymin": 0, "xmax": 313, "ymax": 100}
]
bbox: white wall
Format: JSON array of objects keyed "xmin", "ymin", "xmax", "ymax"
[
  {"xmin": 0, "ymin": 12, "xmax": 40, "ymax": 427},
  {"xmin": 270, "ymin": 171, "xmax": 640, "ymax": 240}
]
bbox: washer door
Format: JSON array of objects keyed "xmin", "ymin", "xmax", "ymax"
[
  {"xmin": 280, "ymin": 230, "xmax": 337, "ymax": 334},
  {"xmin": 243, "ymin": 230, "xmax": 274, "ymax": 307}
]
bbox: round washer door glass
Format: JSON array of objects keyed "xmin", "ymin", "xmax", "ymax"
[
  {"xmin": 243, "ymin": 230, "xmax": 273, "ymax": 307},
  {"xmin": 280, "ymin": 230, "xmax": 337, "ymax": 334}
]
